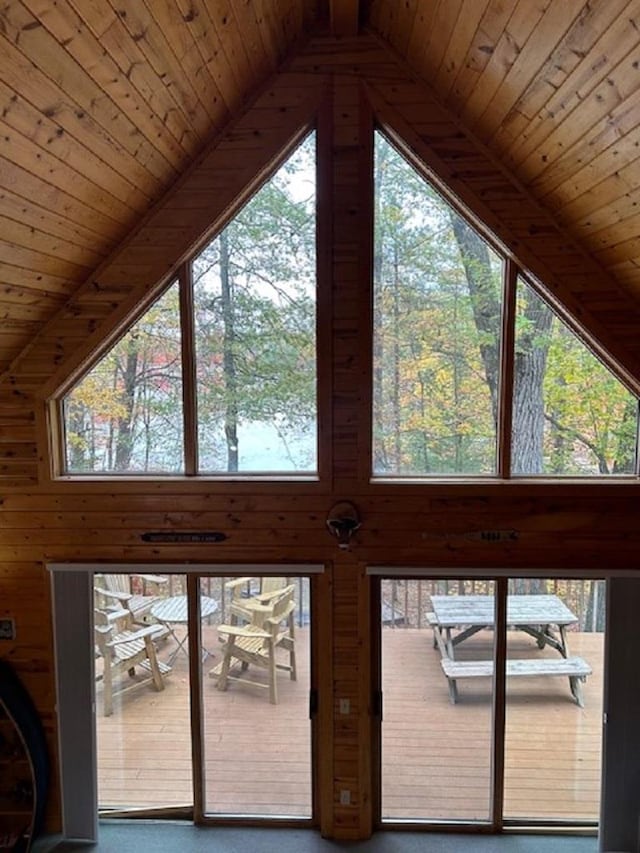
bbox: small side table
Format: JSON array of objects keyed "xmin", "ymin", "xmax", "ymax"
[{"xmin": 150, "ymin": 595, "xmax": 218, "ymax": 665}]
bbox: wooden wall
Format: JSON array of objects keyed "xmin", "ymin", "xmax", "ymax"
[{"xmin": 2, "ymin": 30, "xmax": 640, "ymax": 840}]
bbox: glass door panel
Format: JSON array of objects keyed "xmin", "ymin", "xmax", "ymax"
[
  {"xmin": 202, "ymin": 576, "xmax": 312, "ymax": 817},
  {"xmin": 94, "ymin": 572, "xmax": 193, "ymax": 811},
  {"xmin": 503, "ymin": 578, "xmax": 604, "ymax": 823},
  {"xmin": 380, "ymin": 578, "xmax": 495, "ymax": 822}
]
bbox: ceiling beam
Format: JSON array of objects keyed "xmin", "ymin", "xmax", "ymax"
[{"xmin": 329, "ymin": 0, "xmax": 360, "ymax": 36}]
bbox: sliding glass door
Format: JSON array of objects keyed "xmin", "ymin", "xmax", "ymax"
[
  {"xmin": 503, "ymin": 578, "xmax": 604, "ymax": 824},
  {"xmin": 94, "ymin": 571, "xmax": 193, "ymax": 814},
  {"xmin": 380, "ymin": 578, "xmax": 496, "ymax": 823},
  {"xmin": 201, "ymin": 575, "xmax": 313, "ymax": 818},
  {"xmin": 377, "ymin": 574, "xmax": 604, "ymax": 829},
  {"xmin": 92, "ymin": 568, "xmax": 314, "ymax": 821}
]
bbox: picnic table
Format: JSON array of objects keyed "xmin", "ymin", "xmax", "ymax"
[{"xmin": 428, "ymin": 594, "xmax": 592, "ymax": 707}]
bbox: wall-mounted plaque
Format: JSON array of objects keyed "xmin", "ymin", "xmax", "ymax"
[{"xmin": 141, "ymin": 532, "xmax": 227, "ymax": 543}]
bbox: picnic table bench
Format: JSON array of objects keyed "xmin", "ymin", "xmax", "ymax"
[{"xmin": 428, "ymin": 595, "xmax": 592, "ymax": 707}]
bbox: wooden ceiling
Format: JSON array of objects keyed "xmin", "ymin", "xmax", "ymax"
[
  {"xmin": 3, "ymin": 0, "xmax": 640, "ymax": 389},
  {"xmin": 370, "ymin": 0, "xmax": 640, "ymax": 292}
]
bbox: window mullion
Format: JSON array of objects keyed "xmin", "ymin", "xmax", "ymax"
[
  {"xmin": 179, "ymin": 261, "xmax": 198, "ymax": 475},
  {"xmin": 635, "ymin": 398, "xmax": 640, "ymax": 477},
  {"xmin": 497, "ymin": 259, "xmax": 517, "ymax": 478}
]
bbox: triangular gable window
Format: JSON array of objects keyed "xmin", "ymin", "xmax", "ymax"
[
  {"xmin": 512, "ymin": 276, "xmax": 638, "ymax": 476},
  {"xmin": 373, "ymin": 129, "xmax": 639, "ymax": 479},
  {"xmin": 61, "ymin": 133, "xmax": 317, "ymax": 476},
  {"xmin": 192, "ymin": 135, "xmax": 317, "ymax": 474},
  {"xmin": 63, "ymin": 282, "xmax": 184, "ymax": 473},
  {"xmin": 60, "ymin": 127, "xmax": 637, "ymax": 481}
]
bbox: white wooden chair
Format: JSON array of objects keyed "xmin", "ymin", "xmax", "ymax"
[{"xmin": 212, "ymin": 585, "xmax": 297, "ymax": 704}]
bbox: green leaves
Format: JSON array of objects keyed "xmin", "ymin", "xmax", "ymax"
[
  {"xmin": 193, "ymin": 133, "xmax": 317, "ymax": 473},
  {"xmin": 373, "ymin": 132, "xmax": 502, "ymax": 476}
]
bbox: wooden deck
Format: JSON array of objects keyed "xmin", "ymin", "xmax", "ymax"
[
  {"xmin": 96, "ymin": 625, "xmax": 603, "ymax": 823},
  {"xmin": 381, "ymin": 628, "xmax": 603, "ymax": 822}
]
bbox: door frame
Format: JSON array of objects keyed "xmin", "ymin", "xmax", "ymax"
[
  {"xmin": 48, "ymin": 562, "xmax": 324, "ymax": 842},
  {"xmin": 368, "ymin": 567, "xmax": 608, "ymax": 833}
]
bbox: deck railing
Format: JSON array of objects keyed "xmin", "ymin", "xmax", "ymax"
[
  {"xmin": 381, "ymin": 577, "xmax": 606, "ymax": 632},
  {"xmin": 126, "ymin": 574, "xmax": 606, "ymax": 634},
  {"xmin": 139, "ymin": 574, "xmax": 311, "ymax": 627}
]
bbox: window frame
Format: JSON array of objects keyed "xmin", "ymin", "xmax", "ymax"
[
  {"xmin": 51, "ymin": 129, "xmax": 323, "ymax": 483},
  {"xmin": 370, "ymin": 125, "xmax": 640, "ymax": 482},
  {"xmin": 47, "ymin": 119, "xmax": 640, "ymax": 484}
]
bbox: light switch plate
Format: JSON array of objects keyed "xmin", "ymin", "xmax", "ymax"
[{"xmin": 0, "ymin": 618, "xmax": 15, "ymax": 640}]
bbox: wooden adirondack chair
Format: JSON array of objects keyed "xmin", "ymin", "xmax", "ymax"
[
  {"xmin": 224, "ymin": 576, "xmax": 288, "ymax": 625},
  {"xmin": 94, "ymin": 572, "xmax": 168, "ymax": 626},
  {"xmin": 94, "ymin": 608, "xmax": 171, "ymax": 716},
  {"xmin": 213, "ymin": 584, "xmax": 297, "ymax": 704}
]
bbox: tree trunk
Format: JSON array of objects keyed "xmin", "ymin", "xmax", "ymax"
[
  {"xmin": 66, "ymin": 403, "xmax": 90, "ymax": 470},
  {"xmin": 613, "ymin": 398, "xmax": 639, "ymax": 474},
  {"xmin": 450, "ymin": 218, "xmax": 501, "ymax": 422},
  {"xmin": 114, "ymin": 336, "xmax": 139, "ymax": 471},
  {"xmin": 373, "ymin": 148, "xmax": 388, "ymax": 473},
  {"xmin": 511, "ymin": 290, "xmax": 553, "ymax": 474},
  {"xmin": 392, "ymin": 244, "xmax": 402, "ymax": 469},
  {"xmin": 220, "ymin": 229, "xmax": 239, "ymax": 472},
  {"xmin": 451, "ymin": 218, "xmax": 553, "ymax": 475},
  {"xmin": 584, "ymin": 580, "xmax": 606, "ymax": 632}
]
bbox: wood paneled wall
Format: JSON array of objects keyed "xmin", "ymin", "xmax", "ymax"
[
  {"xmin": 2, "ymin": 29, "xmax": 640, "ymax": 841},
  {"xmin": 3, "ymin": 487, "xmax": 640, "ymax": 837}
]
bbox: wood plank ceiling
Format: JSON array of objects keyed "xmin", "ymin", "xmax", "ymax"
[
  {"xmin": 3, "ymin": 0, "xmax": 640, "ymax": 386},
  {"xmin": 369, "ymin": 0, "xmax": 640, "ymax": 295},
  {"xmin": 0, "ymin": 0, "xmax": 319, "ymax": 378}
]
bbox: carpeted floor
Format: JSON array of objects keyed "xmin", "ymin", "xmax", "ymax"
[{"xmin": 35, "ymin": 821, "xmax": 600, "ymax": 853}]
